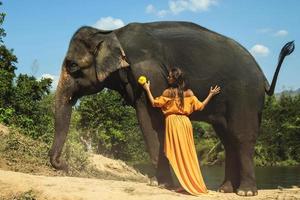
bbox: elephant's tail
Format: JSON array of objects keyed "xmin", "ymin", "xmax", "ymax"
[{"xmin": 265, "ymin": 41, "xmax": 295, "ymax": 96}]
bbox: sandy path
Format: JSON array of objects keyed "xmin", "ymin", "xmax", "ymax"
[{"xmin": 1, "ymin": 169, "xmax": 300, "ymax": 200}]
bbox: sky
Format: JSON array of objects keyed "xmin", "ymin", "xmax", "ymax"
[{"xmin": 2, "ymin": 0, "xmax": 300, "ymax": 92}]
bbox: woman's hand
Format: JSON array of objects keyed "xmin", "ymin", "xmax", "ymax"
[
  {"xmin": 142, "ymin": 81, "xmax": 151, "ymax": 91},
  {"xmin": 200, "ymin": 85, "xmax": 221, "ymax": 109},
  {"xmin": 142, "ymin": 81, "xmax": 155, "ymax": 106},
  {"xmin": 209, "ymin": 85, "xmax": 221, "ymax": 96}
]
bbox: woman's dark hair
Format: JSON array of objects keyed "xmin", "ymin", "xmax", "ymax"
[{"xmin": 168, "ymin": 67, "xmax": 186, "ymax": 108}]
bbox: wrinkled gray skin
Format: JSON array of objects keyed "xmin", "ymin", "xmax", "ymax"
[{"xmin": 49, "ymin": 21, "xmax": 294, "ymax": 196}]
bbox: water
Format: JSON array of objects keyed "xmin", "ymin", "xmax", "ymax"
[
  {"xmin": 133, "ymin": 163, "xmax": 300, "ymax": 190},
  {"xmin": 202, "ymin": 165, "xmax": 300, "ymax": 190}
]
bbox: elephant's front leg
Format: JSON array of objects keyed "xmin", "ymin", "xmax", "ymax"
[{"xmin": 135, "ymin": 98, "xmax": 173, "ymax": 186}]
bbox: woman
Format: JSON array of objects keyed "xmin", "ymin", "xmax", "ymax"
[{"xmin": 142, "ymin": 67, "xmax": 221, "ymax": 195}]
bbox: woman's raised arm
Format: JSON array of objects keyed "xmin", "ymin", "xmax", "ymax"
[{"xmin": 201, "ymin": 85, "xmax": 221, "ymax": 108}]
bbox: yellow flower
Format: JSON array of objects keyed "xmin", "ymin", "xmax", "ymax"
[{"xmin": 138, "ymin": 76, "xmax": 147, "ymax": 85}]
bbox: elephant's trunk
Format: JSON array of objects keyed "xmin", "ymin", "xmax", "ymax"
[{"xmin": 49, "ymin": 68, "xmax": 75, "ymax": 170}]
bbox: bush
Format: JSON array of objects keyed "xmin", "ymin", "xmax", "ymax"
[
  {"xmin": 0, "ymin": 107, "xmax": 14, "ymax": 124},
  {"xmin": 0, "ymin": 127, "xmax": 52, "ymax": 173}
]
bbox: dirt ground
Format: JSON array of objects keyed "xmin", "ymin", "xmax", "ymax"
[{"xmin": 0, "ymin": 169, "xmax": 299, "ymax": 200}]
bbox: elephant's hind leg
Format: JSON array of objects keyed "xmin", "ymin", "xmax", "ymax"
[
  {"xmin": 236, "ymin": 140, "xmax": 258, "ymax": 196},
  {"xmin": 228, "ymin": 111, "xmax": 259, "ymax": 196},
  {"xmin": 213, "ymin": 122, "xmax": 239, "ymax": 193}
]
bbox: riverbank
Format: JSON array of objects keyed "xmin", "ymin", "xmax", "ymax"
[{"xmin": 1, "ymin": 169, "xmax": 299, "ymax": 200}]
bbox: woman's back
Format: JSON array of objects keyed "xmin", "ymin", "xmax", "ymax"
[{"xmin": 153, "ymin": 88, "xmax": 204, "ymax": 116}]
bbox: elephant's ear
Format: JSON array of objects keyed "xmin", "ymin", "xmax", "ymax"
[{"xmin": 91, "ymin": 32, "xmax": 130, "ymax": 82}]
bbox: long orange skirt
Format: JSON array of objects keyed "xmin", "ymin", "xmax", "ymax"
[{"xmin": 164, "ymin": 114, "xmax": 208, "ymax": 195}]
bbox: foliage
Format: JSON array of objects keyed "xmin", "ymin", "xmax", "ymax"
[
  {"xmin": 76, "ymin": 89, "xmax": 149, "ymax": 162},
  {"xmin": 0, "ymin": 106, "xmax": 14, "ymax": 124},
  {"xmin": 0, "ymin": 76, "xmax": 54, "ymax": 142},
  {"xmin": 0, "ymin": 4, "xmax": 17, "ymax": 109},
  {"xmin": 193, "ymin": 121, "xmax": 224, "ymax": 165},
  {"xmin": 17, "ymin": 190, "xmax": 37, "ymax": 200},
  {"xmin": 11, "ymin": 74, "xmax": 53, "ymax": 140},
  {"xmin": 1, "ymin": 190, "xmax": 37, "ymax": 200},
  {"xmin": 256, "ymin": 94, "xmax": 300, "ymax": 166},
  {"xmin": 0, "ymin": 5, "xmax": 54, "ymax": 143},
  {"xmin": 0, "ymin": 127, "xmax": 52, "ymax": 173}
]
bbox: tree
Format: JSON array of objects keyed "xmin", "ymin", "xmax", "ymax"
[
  {"xmin": 0, "ymin": 3, "xmax": 54, "ymax": 142},
  {"xmin": 0, "ymin": 2, "xmax": 17, "ymax": 109},
  {"xmin": 256, "ymin": 94, "xmax": 300, "ymax": 166},
  {"xmin": 12, "ymin": 74, "xmax": 53, "ymax": 140}
]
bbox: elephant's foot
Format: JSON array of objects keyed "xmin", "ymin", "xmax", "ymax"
[
  {"xmin": 217, "ymin": 181, "xmax": 234, "ymax": 193},
  {"xmin": 236, "ymin": 183, "xmax": 258, "ymax": 196},
  {"xmin": 157, "ymin": 181, "xmax": 174, "ymax": 189},
  {"xmin": 148, "ymin": 176, "xmax": 158, "ymax": 186},
  {"xmin": 150, "ymin": 176, "xmax": 173, "ymax": 189},
  {"xmin": 156, "ymin": 173, "xmax": 174, "ymax": 188},
  {"xmin": 158, "ymin": 183, "xmax": 174, "ymax": 190}
]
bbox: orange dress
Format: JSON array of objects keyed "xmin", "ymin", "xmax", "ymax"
[{"xmin": 153, "ymin": 95, "xmax": 208, "ymax": 195}]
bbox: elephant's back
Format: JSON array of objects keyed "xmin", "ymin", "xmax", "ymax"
[
  {"xmin": 123, "ymin": 21, "xmax": 264, "ymax": 75},
  {"xmin": 146, "ymin": 23, "xmax": 263, "ymax": 85},
  {"xmin": 118, "ymin": 21, "xmax": 266, "ymax": 97}
]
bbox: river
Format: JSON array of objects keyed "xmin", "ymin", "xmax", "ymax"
[{"xmin": 202, "ymin": 165, "xmax": 300, "ymax": 190}]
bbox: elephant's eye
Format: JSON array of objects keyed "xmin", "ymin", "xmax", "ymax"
[{"xmin": 66, "ymin": 61, "xmax": 81, "ymax": 77}]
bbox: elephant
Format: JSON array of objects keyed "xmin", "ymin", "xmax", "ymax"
[{"xmin": 49, "ymin": 21, "xmax": 295, "ymax": 196}]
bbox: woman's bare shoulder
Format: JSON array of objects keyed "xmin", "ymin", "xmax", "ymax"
[
  {"xmin": 161, "ymin": 88, "xmax": 194, "ymax": 98},
  {"xmin": 162, "ymin": 88, "xmax": 172, "ymax": 97},
  {"xmin": 184, "ymin": 89, "xmax": 194, "ymax": 97}
]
